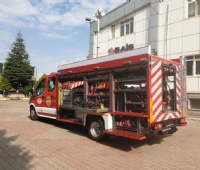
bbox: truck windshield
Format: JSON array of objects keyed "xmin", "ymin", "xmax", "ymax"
[{"xmin": 35, "ymin": 79, "xmax": 46, "ymax": 96}]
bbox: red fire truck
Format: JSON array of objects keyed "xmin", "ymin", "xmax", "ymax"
[{"xmin": 29, "ymin": 46, "xmax": 187, "ymax": 141}]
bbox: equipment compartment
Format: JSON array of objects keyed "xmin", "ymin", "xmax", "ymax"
[
  {"xmin": 113, "ymin": 64, "xmax": 147, "ymax": 114},
  {"xmin": 86, "ymin": 73, "xmax": 110, "ymax": 109}
]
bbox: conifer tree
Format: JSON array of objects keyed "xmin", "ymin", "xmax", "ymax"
[{"xmin": 3, "ymin": 31, "xmax": 33, "ymax": 89}]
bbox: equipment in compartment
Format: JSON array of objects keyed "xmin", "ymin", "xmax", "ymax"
[
  {"xmin": 61, "ymin": 82, "xmax": 84, "ymax": 108},
  {"xmin": 73, "ymin": 85, "xmax": 84, "ymax": 108},
  {"xmin": 62, "ymin": 88, "xmax": 72, "ymax": 107},
  {"xmin": 98, "ymin": 82, "xmax": 109, "ymax": 88},
  {"xmin": 83, "ymin": 97, "xmax": 106, "ymax": 109},
  {"xmin": 114, "ymin": 115, "xmax": 137, "ymax": 131},
  {"xmin": 162, "ymin": 64, "xmax": 176, "ymax": 112},
  {"xmin": 87, "ymin": 80, "xmax": 110, "ymax": 109},
  {"xmin": 113, "ymin": 64, "xmax": 147, "ymax": 114},
  {"xmin": 114, "ymin": 83, "xmax": 147, "ymax": 113}
]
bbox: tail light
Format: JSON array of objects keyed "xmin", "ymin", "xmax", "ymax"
[
  {"xmin": 179, "ymin": 118, "xmax": 185, "ymax": 124},
  {"xmin": 154, "ymin": 123, "xmax": 163, "ymax": 130}
]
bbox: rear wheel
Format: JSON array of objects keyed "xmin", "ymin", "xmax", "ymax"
[
  {"xmin": 87, "ymin": 117, "xmax": 106, "ymax": 141},
  {"xmin": 30, "ymin": 107, "xmax": 37, "ymax": 120}
]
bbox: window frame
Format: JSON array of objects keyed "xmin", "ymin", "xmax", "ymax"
[
  {"xmin": 187, "ymin": 0, "xmax": 200, "ymax": 18},
  {"xmin": 188, "ymin": 98, "xmax": 200, "ymax": 110},
  {"xmin": 186, "ymin": 55, "xmax": 200, "ymax": 76},
  {"xmin": 125, "ymin": 20, "xmax": 130, "ymax": 35},
  {"xmin": 130, "ymin": 18, "xmax": 134, "ymax": 33},
  {"xmin": 120, "ymin": 18, "xmax": 134, "ymax": 37},
  {"xmin": 120, "ymin": 22, "xmax": 125, "ymax": 36},
  {"xmin": 111, "ymin": 25, "xmax": 115, "ymax": 39}
]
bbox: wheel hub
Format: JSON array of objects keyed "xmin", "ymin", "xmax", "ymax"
[
  {"xmin": 90, "ymin": 122, "xmax": 101, "ymax": 137},
  {"xmin": 30, "ymin": 110, "xmax": 35, "ymax": 117}
]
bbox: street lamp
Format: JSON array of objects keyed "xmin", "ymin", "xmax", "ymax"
[
  {"xmin": 85, "ymin": 17, "xmax": 93, "ymax": 23},
  {"xmin": 85, "ymin": 8, "xmax": 105, "ymax": 58}
]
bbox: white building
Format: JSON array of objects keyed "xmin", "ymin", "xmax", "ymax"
[
  {"xmin": 31, "ymin": 66, "xmax": 37, "ymax": 82},
  {"xmin": 88, "ymin": 0, "xmax": 200, "ymax": 114},
  {"xmin": 0, "ymin": 61, "xmax": 5, "ymax": 76}
]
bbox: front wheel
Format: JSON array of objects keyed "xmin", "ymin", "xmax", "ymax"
[
  {"xmin": 30, "ymin": 107, "xmax": 37, "ymax": 120},
  {"xmin": 87, "ymin": 117, "xmax": 106, "ymax": 141}
]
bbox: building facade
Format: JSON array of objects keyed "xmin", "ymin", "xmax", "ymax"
[
  {"xmin": 0, "ymin": 62, "xmax": 5, "ymax": 77},
  {"xmin": 31, "ymin": 66, "xmax": 37, "ymax": 86},
  {"xmin": 88, "ymin": 0, "xmax": 200, "ymax": 114}
]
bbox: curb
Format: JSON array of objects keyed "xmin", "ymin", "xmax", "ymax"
[
  {"xmin": 189, "ymin": 118, "xmax": 200, "ymax": 121},
  {"xmin": 17, "ymin": 98, "xmax": 29, "ymax": 100},
  {"xmin": 0, "ymin": 98, "xmax": 11, "ymax": 100},
  {"xmin": 0, "ymin": 98, "xmax": 29, "ymax": 101}
]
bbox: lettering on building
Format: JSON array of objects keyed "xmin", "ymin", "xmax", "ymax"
[{"xmin": 108, "ymin": 44, "xmax": 134, "ymax": 55}]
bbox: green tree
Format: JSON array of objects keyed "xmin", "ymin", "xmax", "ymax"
[
  {"xmin": 22, "ymin": 85, "xmax": 32, "ymax": 96},
  {"xmin": 34, "ymin": 73, "xmax": 46, "ymax": 89},
  {"xmin": 3, "ymin": 31, "xmax": 33, "ymax": 89},
  {"xmin": 0, "ymin": 77, "xmax": 12, "ymax": 94}
]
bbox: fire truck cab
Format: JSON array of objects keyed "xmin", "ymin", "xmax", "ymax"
[{"xmin": 29, "ymin": 46, "xmax": 187, "ymax": 141}]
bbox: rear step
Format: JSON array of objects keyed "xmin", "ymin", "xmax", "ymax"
[{"xmin": 102, "ymin": 129, "xmax": 146, "ymax": 140}]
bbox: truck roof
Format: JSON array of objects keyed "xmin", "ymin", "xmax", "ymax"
[{"xmin": 57, "ymin": 46, "xmax": 151, "ymax": 74}]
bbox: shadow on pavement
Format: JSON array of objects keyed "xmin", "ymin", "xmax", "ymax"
[
  {"xmin": 99, "ymin": 132, "xmax": 171, "ymax": 152},
  {"xmin": 35, "ymin": 117, "xmax": 172, "ymax": 152},
  {"xmin": 0, "ymin": 129, "xmax": 32, "ymax": 170},
  {"xmin": 37, "ymin": 117, "xmax": 87, "ymax": 137}
]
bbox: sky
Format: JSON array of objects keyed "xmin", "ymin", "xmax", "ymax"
[{"xmin": 0, "ymin": 0, "xmax": 123, "ymax": 79}]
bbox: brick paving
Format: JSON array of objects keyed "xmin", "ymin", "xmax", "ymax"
[{"xmin": 0, "ymin": 100, "xmax": 200, "ymax": 170}]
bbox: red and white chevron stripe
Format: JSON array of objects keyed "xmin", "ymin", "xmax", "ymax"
[
  {"xmin": 62, "ymin": 81, "xmax": 84, "ymax": 89},
  {"xmin": 151, "ymin": 59, "xmax": 181, "ymax": 123},
  {"xmin": 71, "ymin": 81, "xmax": 84, "ymax": 88}
]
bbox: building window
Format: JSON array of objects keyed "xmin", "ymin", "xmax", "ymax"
[
  {"xmin": 130, "ymin": 18, "xmax": 134, "ymax": 33},
  {"xmin": 0, "ymin": 63, "xmax": 3, "ymax": 76},
  {"xmin": 31, "ymin": 66, "xmax": 35, "ymax": 76},
  {"xmin": 111, "ymin": 25, "xmax": 115, "ymax": 39},
  {"xmin": 186, "ymin": 55, "xmax": 200, "ymax": 76},
  {"xmin": 189, "ymin": 98, "xmax": 200, "ymax": 110},
  {"xmin": 188, "ymin": 0, "xmax": 200, "ymax": 18},
  {"xmin": 120, "ymin": 18, "xmax": 134, "ymax": 36},
  {"xmin": 126, "ymin": 20, "xmax": 129, "ymax": 34},
  {"xmin": 120, "ymin": 22, "xmax": 124, "ymax": 36}
]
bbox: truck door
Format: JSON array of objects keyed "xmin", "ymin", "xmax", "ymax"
[{"xmin": 34, "ymin": 74, "xmax": 57, "ymax": 119}]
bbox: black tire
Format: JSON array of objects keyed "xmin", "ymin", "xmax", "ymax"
[
  {"xmin": 87, "ymin": 117, "xmax": 106, "ymax": 141},
  {"xmin": 30, "ymin": 107, "xmax": 37, "ymax": 120}
]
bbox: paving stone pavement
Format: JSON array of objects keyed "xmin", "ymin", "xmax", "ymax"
[{"xmin": 0, "ymin": 100, "xmax": 200, "ymax": 170}]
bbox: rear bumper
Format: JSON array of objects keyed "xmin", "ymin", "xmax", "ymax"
[{"xmin": 149, "ymin": 117, "xmax": 187, "ymax": 134}]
